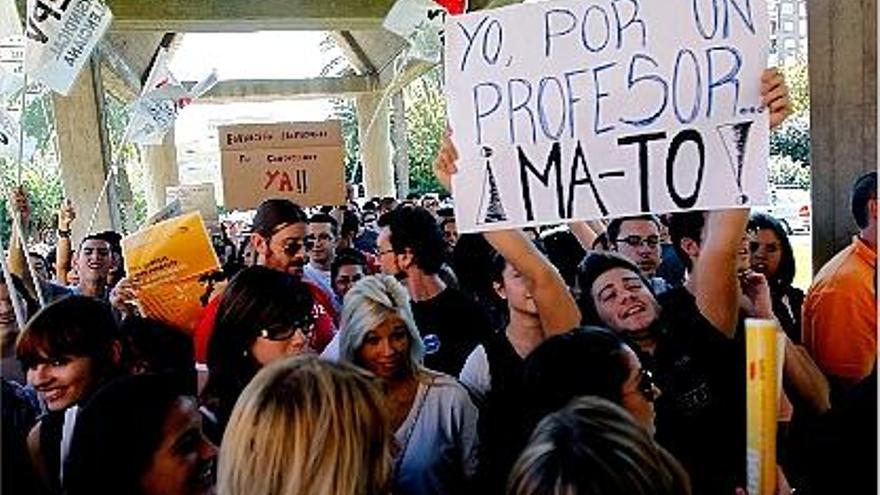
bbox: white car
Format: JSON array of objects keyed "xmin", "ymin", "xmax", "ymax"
[{"xmin": 754, "ymin": 187, "xmax": 811, "ymax": 234}]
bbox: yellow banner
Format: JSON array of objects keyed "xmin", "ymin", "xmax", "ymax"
[
  {"xmin": 745, "ymin": 318, "xmax": 780, "ymax": 495},
  {"xmin": 122, "ymin": 212, "xmax": 220, "ymax": 333}
]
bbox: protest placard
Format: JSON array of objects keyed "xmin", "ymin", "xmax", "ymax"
[
  {"xmin": 221, "ymin": 145, "xmax": 345, "ymax": 210},
  {"xmin": 122, "ymin": 212, "xmax": 221, "ymax": 333},
  {"xmin": 24, "ymin": 0, "xmax": 112, "ymax": 95},
  {"xmin": 218, "ymin": 121, "xmax": 343, "ymax": 152},
  {"xmin": 166, "ymin": 183, "xmax": 219, "ymax": 225},
  {"xmin": 444, "ymin": 0, "xmax": 770, "ymax": 233},
  {"xmin": 218, "ymin": 120, "xmax": 345, "ymax": 210}
]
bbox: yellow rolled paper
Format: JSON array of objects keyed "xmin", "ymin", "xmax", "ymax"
[{"xmin": 746, "ymin": 318, "xmax": 779, "ymax": 495}]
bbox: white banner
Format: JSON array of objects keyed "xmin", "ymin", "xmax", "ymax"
[
  {"xmin": 124, "ymin": 47, "xmax": 217, "ymax": 146},
  {"xmin": 0, "ymin": 108, "xmax": 36, "ymax": 161},
  {"xmin": 445, "ymin": 0, "xmax": 770, "ymax": 233},
  {"xmin": 384, "ymin": 0, "xmax": 448, "ymax": 63},
  {"xmin": 24, "ymin": 0, "xmax": 112, "ymax": 95},
  {"xmin": 0, "ymin": 35, "xmax": 25, "ymax": 99}
]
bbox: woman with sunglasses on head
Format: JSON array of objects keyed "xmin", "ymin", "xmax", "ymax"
[
  {"xmin": 338, "ymin": 275, "xmax": 479, "ymax": 495},
  {"xmin": 201, "ymin": 266, "xmax": 314, "ymax": 442}
]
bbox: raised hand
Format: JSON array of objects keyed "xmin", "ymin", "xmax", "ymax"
[
  {"xmin": 432, "ymin": 128, "xmax": 459, "ymax": 193},
  {"xmin": 761, "ymin": 67, "xmax": 792, "ymax": 130}
]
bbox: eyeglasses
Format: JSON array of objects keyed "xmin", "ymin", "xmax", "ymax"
[
  {"xmin": 377, "ymin": 248, "xmax": 395, "ymax": 257},
  {"xmin": 616, "ymin": 235, "xmax": 660, "ymax": 248},
  {"xmin": 257, "ymin": 320, "xmax": 315, "ymax": 341},
  {"xmin": 636, "ymin": 368, "xmax": 658, "ymax": 402}
]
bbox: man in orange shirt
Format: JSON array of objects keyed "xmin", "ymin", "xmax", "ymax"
[{"xmin": 803, "ymin": 171, "xmax": 877, "ymax": 397}]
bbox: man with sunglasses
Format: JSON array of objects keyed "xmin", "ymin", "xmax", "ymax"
[
  {"xmin": 248, "ymin": 200, "xmax": 338, "ymax": 352},
  {"xmin": 606, "ymin": 215, "xmax": 670, "ymax": 295}
]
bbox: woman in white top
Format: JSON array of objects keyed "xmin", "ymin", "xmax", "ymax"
[{"xmin": 339, "ymin": 274, "xmax": 479, "ymax": 495}]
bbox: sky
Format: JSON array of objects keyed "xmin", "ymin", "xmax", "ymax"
[{"xmin": 168, "ymin": 32, "xmax": 352, "ymax": 197}]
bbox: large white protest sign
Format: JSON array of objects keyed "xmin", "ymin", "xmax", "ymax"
[
  {"xmin": 124, "ymin": 47, "xmax": 217, "ymax": 145},
  {"xmin": 24, "ymin": 0, "xmax": 112, "ymax": 95},
  {"xmin": 445, "ymin": 0, "xmax": 770, "ymax": 233},
  {"xmin": 0, "ymin": 108, "xmax": 36, "ymax": 161}
]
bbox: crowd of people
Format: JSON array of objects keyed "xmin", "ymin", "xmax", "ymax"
[{"xmin": 0, "ymin": 69, "xmax": 876, "ymax": 495}]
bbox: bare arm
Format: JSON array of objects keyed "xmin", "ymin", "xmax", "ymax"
[
  {"xmin": 691, "ymin": 209, "xmax": 749, "ymax": 338},
  {"xmin": 783, "ymin": 337, "xmax": 831, "ymax": 414},
  {"xmin": 434, "ymin": 131, "xmax": 581, "ymax": 336},
  {"xmin": 55, "ymin": 199, "xmax": 75, "ymax": 284},
  {"xmin": 568, "ymin": 222, "xmax": 598, "ymax": 251},
  {"xmin": 6, "ymin": 188, "xmax": 34, "ymax": 296},
  {"xmin": 484, "ymin": 229, "xmax": 581, "ymax": 335}
]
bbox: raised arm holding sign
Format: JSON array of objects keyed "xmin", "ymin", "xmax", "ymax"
[{"xmin": 444, "ymin": 0, "xmax": 781, "ymax": 234}]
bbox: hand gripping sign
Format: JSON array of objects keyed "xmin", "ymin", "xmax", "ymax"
[{"xmin": 444, "ymin": 0, "xmax": 771, "ymax": 233}]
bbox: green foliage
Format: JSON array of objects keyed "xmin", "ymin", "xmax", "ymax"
[
  {"xmin": 779, "ymin": 59, "xmax": 810, "ymax": 118},
  {"xmin": 769, "ymin": 115, "xmax": 810, "ymax": 165},
  {"xmin": 403, "ymin": 67, "xmax": 445, "ymax": 195},
  {"xmin": 1, "ymin": 91, "xmax": 63, "ymax": 245},
  {"xmin": 769, "ymin": 154, "xmax": 811, "ymax": 189},
  {"xmin": 328, "ymin": 97, "xmax": 362, "ymax": 184}
]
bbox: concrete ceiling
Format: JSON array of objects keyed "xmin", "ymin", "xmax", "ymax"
[{"xmin": 96, "ymin": 0, "xmax": 516, "ymax": 102}]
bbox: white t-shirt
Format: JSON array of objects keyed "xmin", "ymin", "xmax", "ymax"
[{"xmin": 458, "ymin": 345, "xmax": 491, "ymax": 405}]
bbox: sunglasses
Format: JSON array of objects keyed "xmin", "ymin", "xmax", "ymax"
[
  {"xmin": 257, "ymin": 320, "xmax": 315, "ymax": 341},
  {"xmin": 280, "ymin": 239, "xmax": 306, "ymax": 257},
  {"xmin": 616, "ymin": 235, "xmax": 660, "ymax": 248}
]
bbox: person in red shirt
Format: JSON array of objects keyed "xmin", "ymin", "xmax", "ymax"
[{"xmin": 193, "ymin": 199, "xmax": 338, "ymax": 362}]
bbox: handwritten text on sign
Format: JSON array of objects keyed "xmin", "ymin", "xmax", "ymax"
[{"xmin": 445, "ymin": 0, "xmax": 770, "ymax": 233}]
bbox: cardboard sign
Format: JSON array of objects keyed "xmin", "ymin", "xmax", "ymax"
[
  {"xmin": 221, "ymin": 146, "xmax": 345, "ymax": 210},
  {"xmin": 122, "ymin": 212, "xmax": 221, "ymax": 333},
  {"xmin": 219, "ymin": 121, "xmax": 343, "ymax": 152},
  {"xmin": 24, "ymin": 0, "xmax": 112, "ymax": 95},
  {"xmin": 218, "ymin": 120, "xmax": 345, "ymax": 210},
  {"xmin": 166, "ymin": 183, "xmax": 219, "ymax": 225},
  {"xmin": 445, "ymin": 0, "xmax": 770, "ymax": 233},
  {"xmin": 745, "ymin": 318, "xmax": 783, "ymax": 495}
]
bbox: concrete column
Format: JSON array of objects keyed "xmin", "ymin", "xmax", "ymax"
[
  {"xmin": 143, "ymin": 126, "xmax": 179, "ymax": 217},
  {"xmin": 52, "ymin": 68, "xmax": 113, "ymax": 243},
  {"xmin": 391, "ymin": 90, "xmax": 410, "ymax": 198},
  {"xmin": 807, "ymin": 0, "xmax": 877, "ymax": 271},
  {"xmin": 356, "ymin": 92, "xmax": 395, "ymax": 198}
]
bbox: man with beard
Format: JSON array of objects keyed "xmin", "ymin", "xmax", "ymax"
[{"xmin": 184, "ymin": 200, "xmax": 337, "ymax": 361}]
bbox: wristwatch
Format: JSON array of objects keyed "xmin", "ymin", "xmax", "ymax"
[{"xmin": 57, "ymin": 229, "xmax": 71, "ymax": 238}]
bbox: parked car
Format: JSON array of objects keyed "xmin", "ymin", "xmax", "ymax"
[{"xmin": 755, "ymin": 187, "xmax": 811, "ymax": 234}]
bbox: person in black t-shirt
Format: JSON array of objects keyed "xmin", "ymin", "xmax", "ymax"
[
  {"xmin": 434, "ymin": 139, "xmax": 582, "ymax": 493},
  {"xmin": 577, "ymin": 208, "xmax": 749, "ymax": 495},
  {"xmin": 376, "ymin": 206, "xmax": 493, "ymax": 375}
]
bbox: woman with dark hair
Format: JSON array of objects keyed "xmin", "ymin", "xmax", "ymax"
[
  {"xmin": 522, "ymin": 326, "xmax": 661, "ymax": 436},
  {"xmin": 64, "ymin": 373, "xmax": 217, "ymax": 495},
  {"xmin": 747, "ymin": 212, "xmax": 803, "ymax": 342},
  {"xmin": 15, "ymin": 296, "xmax": 124, "ymax": 494},
  {"xmin": 509, "ymin": 396, "xmax": 690, "ymax": 495},
  {"xmin": 201, "ymin": 266, "xmax": 314, "ymax": 440}
]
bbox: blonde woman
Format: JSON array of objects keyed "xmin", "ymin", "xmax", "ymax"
[
  {"xmin": 339, "ymin": 275, "xmax": 479, "ymax": 495},
  {"xmin": 218, "ymin": 355, "xmax": 393, "ymax": 495}
]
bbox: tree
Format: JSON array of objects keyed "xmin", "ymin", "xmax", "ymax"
[{"xmin": 403, "ymin": 67, "xmax": 445, "ymax": 195}]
